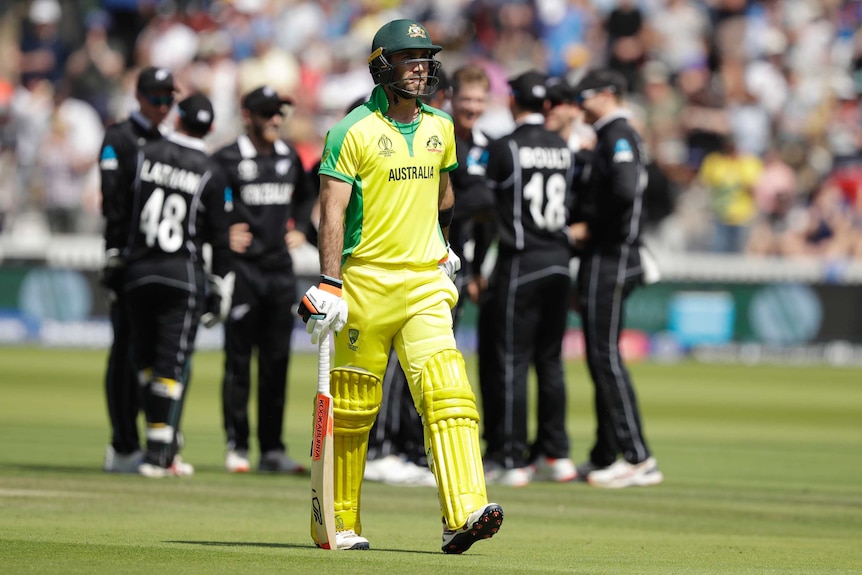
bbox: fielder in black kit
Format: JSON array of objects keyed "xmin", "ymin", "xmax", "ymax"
[
  {"xmin": 99, "ymin": 66, "xmax": 175, "ymax": 473},
  {"xmin": 211, "ymin": 86, "xmax": 315, "ymax": 474},
  {"xmin": 105, "ymin": 93, "xmax": 234, "ymax": 477},
  {"xmin": 569, "ymin": 69, "xmax": 663, "ymax": 488},
  {"xmin": 479, "ymin": 71, "xmax": 577, "ymax": 486}
]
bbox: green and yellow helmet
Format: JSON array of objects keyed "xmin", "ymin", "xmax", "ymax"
[{"xmin": 368, "ymin": 19, "xmax": 443, "ymax": 99}]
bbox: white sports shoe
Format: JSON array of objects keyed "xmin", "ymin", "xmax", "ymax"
[
  {"xmin": 364, "ymin": 454, "xmax": 407, "ymax": 482},
  {"xmin": 225, "ymin": 449, "xmax": 251, "ymax": 473},
  {"xmin": 386, "ymin": 460, "xmax": 436, "ymax": 487},
  {"xmin": 138, "ymin": 455, "xmax": 195, "ymax": 478},
  {"xmin": 258, "ymin": 450, "xmax": 306, "ymax": 474},
  {"xmin": 485, "ymin": 462, "xmax": 531, "ymax": 487},
  {"xmin": 103, "ymin": 446, "xmax": 143, "ymax": 473},
  {"xmin": 334, "ymin": 529, "xmax": 370, "ymax": 550},
  {"xmin": 441, "ymin": 503, "xmax": 504, "ymax": 554},
  {"xmin": 587, "ymin": 457, "xmax": 664, "ymax": 488},
  {"xmin": 531, "ymin": 456, "xmax": 577, "ymax": 482}
]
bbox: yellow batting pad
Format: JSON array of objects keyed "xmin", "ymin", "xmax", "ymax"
[
  {"xmin": 421, "ymin": 349, "xmax": 488, "ymax": 530},
  {"xmin": 331, "ymin": 368, "xmax": 382, "ymax": 535}
]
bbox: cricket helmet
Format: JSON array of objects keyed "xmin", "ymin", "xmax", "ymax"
[{"xmin": 368, "ymin": 19, "xmax": 442, "ymax": 99}]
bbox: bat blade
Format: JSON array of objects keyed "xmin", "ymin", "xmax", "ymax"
[{"xmin": 311, "ymin": 335, "xmax": 337, "ymax": 550}]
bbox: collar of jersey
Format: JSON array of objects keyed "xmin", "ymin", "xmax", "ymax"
[
  {"xmin": 131, "ymin": 110, "xmax": 164, "ymax": 136},
  {"xmin": 238, "ymin": 134, "xmax": 288, "ymax": 158},
  {"xmin": 371, "ymin": 84, "xmax": 429, "ymax": 120},
  {"xmin": 167, "ymin": 132, "xmax": 207, "ymax": 152},
  {"xmin": 592, "ymin": 108, "xmax": 632, "ymax": 132},
  {"xmin": 515, "ymin": 113, "xmax": 545, "ymax": 127}
]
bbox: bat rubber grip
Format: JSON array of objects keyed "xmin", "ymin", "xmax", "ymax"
[{"xmin": 318, "ymin": 334, "xmax": 331, "ymax": 394}]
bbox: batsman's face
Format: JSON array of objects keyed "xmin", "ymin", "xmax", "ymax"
[
  {"xmin": 451, "ymin": 83, "xmax": 488, "ymax": 132},
  {"xmin": 391, "ymin": 49, "xmax": 435, "ymax": 94}
]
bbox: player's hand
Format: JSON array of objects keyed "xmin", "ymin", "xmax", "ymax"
[
  {"xmin": 568, "ymin": 222, "xmax": 590, "ymax": 249},
  {"xmin": 285, "ymin": 229, "xmax": 307, "ymax": 250},
  {"xmin": 297, "ymin": 276, "xmax": 348, "ymax": 344},
  {"xmin": 202, "ymin": 271, "xmax": 235, "ymax": 328},
  {"xmin": 438, "ymin": 245, "xmax": 461, "ymax": 282},
  {"xmin": 100, "ymin": 248, "xmax": 125, "ymax": 302},
  {"xmin": 229, "ymin": 223, "xmax": 253, "ymax": 254}
]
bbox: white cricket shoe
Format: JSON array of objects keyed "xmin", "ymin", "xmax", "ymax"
[
  {"xmin": 138, "ymin": 455, "xmax": 195, "ymax": 478},
  {"xmin": 334, "ymin": 529, "xmax": 370, "ymax": 550},
  {"xmin": 441, "ymin": 503, "xmax": 504, "ymax": 554},
  {"xmin": 225, "ymin": 449, "xmax": 251, "ymax": 473},
  {"xmin": 484, "ymin": 461, "xmax": 531, "ymax": 487},
  {"xmin": 258, "ymin": 450, "xmax": 306, "ymax": 473},
  {"xmin": 364, "ymin": 454, "xmax": 408, "ymax": 482},
  {"xmin": 386, "ymin": 460, "xmax": 436, "ymax": 487},
  {"xmin": 103, "ymin": 446, "xmax": 143, "ymax": 473},
  {"xmin": 587, "ymin": 457, "xmax": 664, "ymax": 488},
  {"xmin": 531, "ymin": 456, "xmax": 577, "ymax": 482}
]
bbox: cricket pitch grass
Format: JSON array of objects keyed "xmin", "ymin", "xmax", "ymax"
[{"xmin": 1, "ymin": 347, "xmax": 860, "ymax": 574}]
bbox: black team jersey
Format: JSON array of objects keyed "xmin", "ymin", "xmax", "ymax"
[
  {"xmin": 485, "ymin": 115, "xmax": 575, "ymax": 260},
  {"xmin": 211, "ymin": 136, "xmax": 315, "ymax": 271},
  {"xmin": 100, "ymin": 112, "xmax": 165, "ymax": 230},
  {"xmin": 449, "ymin": 128, "xmax": 495, "ymax": 280},
  {"xmin": 571, "ymin": 111, "xmax": 646, "ymax": 251},
  {"xmin": 106, "ymin": 132, "xmax": 232, "ymax": 280}
]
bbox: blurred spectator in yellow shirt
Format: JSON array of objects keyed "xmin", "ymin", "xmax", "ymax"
[{"xmin": 697, "ymin": 135, "xmax": 763, "ymax": 252}]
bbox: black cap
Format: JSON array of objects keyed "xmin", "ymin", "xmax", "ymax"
[
  {"xmin": 508, "ymin": 70, "xmax": 549, "ymax": 107},
  {"xmin": 241, "ymin": 86, "xmax": 294, "ymax": 115},
  {"xmin": 177, "ymin": 92, "xmax": 214, "ymax": 132},
  {"xmin": 545, "ymin": 76, "xmax": 575, "ymax": 104},
  {"xmin": 572, "ymin": 68, "xmax": 627, "ymax": 100},
  {"xmin": 136, "ymin": 66, "xmax": 175, "ymax": 94}
]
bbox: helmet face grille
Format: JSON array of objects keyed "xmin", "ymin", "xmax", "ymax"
[{"xmin": 369, "ymin": 53, "xmax": 442, "ymax": 99}]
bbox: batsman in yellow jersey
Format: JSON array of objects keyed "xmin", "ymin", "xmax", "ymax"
[{"xmin": 297, "ymin": 19, "xmax": 503, "ymax": 553}]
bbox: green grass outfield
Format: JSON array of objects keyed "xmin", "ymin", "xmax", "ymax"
[{"xmin": 1, "ymin": 347, "xmax": 860, "ymax": 575}]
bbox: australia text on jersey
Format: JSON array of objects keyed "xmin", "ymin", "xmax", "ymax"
[{"xmin": 388, "ymin": 165, "xmax": 436, "ymax": 181}]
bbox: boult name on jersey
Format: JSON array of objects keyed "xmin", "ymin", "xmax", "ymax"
[
  {"xmin": 518, "ymin": 146, "xmax": 571, "ymax": 170},
  {"xmin": 139, "ymin": 160, "xmax": 202, "ymax": 195},
  {"xmin": 240, "ymin": 182, "xmax": 294, "ymax": 205}
]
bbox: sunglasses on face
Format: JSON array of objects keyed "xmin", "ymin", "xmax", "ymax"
[
  {"xmin": 574, "ymin": 86, "xmax": 615, "ymax": 105},
  {"xmin": 142, "ymin": 94, "xmax": 175, "ymax": 107},
  {"xmin": 254, "ymin": 109, "xmax": 284, "ymax": 119}
]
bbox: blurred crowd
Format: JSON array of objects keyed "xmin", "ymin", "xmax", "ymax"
[{"xmin": 1, "ymin": 0, "xmax": 861, "ymax": 258}]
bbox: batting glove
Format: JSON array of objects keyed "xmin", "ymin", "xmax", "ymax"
[
  {"xmin": 438, "ymin": 244, "xmax": 461, "ymax": 282},
  {"xmin": 297, "ymin": 275, "xmax": 348, "ymax": 344},
  {"xmin": 202, "ymin": 271, "xmax": 235, "ymax": 328}
]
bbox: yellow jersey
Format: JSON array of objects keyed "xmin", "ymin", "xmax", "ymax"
[
  {"xmin": 319, "ymin": 86, "xmax": 458, "ymax": 267},
  {"xmin": 698, "ymin": 151, "xmax": 763, "ymax": 226}
]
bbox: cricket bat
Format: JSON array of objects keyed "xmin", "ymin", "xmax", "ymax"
[{"xmin": 311, "ymin": 333, "xmax": 337, "ymax": 550}]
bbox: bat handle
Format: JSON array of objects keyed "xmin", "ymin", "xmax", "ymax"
[{"xmin": 318, "ymin": 333, "xmax": 331, "ymax": 394}]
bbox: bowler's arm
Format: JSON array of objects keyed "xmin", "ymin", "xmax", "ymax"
[{"xmin": 318, "ymin": 175, "xmax": 351, "ymax": 280}]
